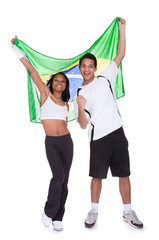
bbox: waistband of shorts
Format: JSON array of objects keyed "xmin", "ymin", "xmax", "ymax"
[
  {"xmin": 45, "ymin": 133, "xmax": 72, "ymax": 143},
  {"xmin": 91, "ymin": 127, "xmax": 123, "ymax": 143},
  {"xmin": 103, "ymin": 127, "xmax": 124, "ymax": 138}
]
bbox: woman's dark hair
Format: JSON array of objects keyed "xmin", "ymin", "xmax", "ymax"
[
  {"xmin": 47, "ymin": 72, "xmax": 70, "ymax": 102},
  {"xmin": 79, "ymin": 53, "xmax": 97, "ymax": 68}
]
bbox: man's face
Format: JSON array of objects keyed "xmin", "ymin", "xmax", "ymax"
[{"xmin": 79, "ymin": 58, "xmax": 97, "ymax": 82}]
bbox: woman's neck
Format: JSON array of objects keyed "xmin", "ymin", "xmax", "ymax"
[{"xmin": 52, "ymin": 92, "xmax": 61, "ymax": 100}]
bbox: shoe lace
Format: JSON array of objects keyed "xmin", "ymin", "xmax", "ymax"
[
  {"xmin": 88, "ymin": 209, "xmax": 97, "ymax": 217},
  {"xmin": 131, "ymin": 210, "xmax": 140, "ymax": 222}
]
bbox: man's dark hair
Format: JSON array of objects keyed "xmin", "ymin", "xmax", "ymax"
[{"xmin": 79, "ymin": 53, "xmax": 97, "ymax": 68}]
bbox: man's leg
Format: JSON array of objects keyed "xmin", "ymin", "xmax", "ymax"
[
  {"xmin": 85, "ymin": 178, "xmax": 102, "ymax": 228},
  {"xmin": 91, "ymin": 178, "xmax": 102, "ymax": 203},
  {"xmin": 119, "ymin": 177, "xmax": 143, "ymax": 228},
  {"xmin": 119, "ymin": 177, "xmax": 131, "ymax": 204},
  {"xmin": 119, "ymin": 177, "xmax": 132, "ymax": 213},
  {"xmin": 87, "ymin": 134, "xmax": 110, "ymax": 228}
]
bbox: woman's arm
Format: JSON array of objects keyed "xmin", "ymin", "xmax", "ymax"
[
  {"xmin": 20, "ymin": 57, "xmax": 48, "ymax": 94},
  {"xmin": 11, "ymin": 36, "xmax": 49, "ymax": 96},
  {"xmin": 66, "ymin": 103, "xmax": 69, "ymax": 127}
]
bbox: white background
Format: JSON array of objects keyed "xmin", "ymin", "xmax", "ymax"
[{"xmin": 1, "ymin": 0, "xmax": 159, "ymax": 239}]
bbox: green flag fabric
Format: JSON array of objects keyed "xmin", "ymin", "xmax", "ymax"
[{"xmin": 13, "ymin": 17, "xmax": 125, "ymax": 123}]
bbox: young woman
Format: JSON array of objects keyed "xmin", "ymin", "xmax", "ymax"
[{"xmin": 11, "ymin": 36, "xmax": 73, "ymax": 231}]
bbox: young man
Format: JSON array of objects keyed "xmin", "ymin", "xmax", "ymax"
[{"xmin": 74, "ymin": 18, "xmax": 143, "ymax": 229}]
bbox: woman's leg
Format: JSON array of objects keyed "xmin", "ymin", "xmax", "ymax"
[
  {"xmin": 53, "ymin": 137, "xmax": 73, "ymax": 221},
  {"xmin": 44, "ymin": 137, "xmax": 65, "ymax": 219}
]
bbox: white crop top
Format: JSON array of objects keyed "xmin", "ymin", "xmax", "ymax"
[{"xmin": 41, "ymin": 94, "xmax": 68, "ymax": 121}]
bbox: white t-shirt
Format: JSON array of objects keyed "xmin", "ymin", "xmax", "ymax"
[{"xmin": 74, "ymin": 61, "xmax": 124, "ymax": 141}]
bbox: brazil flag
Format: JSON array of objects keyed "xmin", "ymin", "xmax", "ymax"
[{"xmin": 13, "ymin": 17, "xmax": 124, "ymax": 123}]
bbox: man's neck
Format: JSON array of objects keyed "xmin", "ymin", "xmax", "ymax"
[{"xmin": 82, "ymin": 77, "xmax": 95, "ymax": 86}]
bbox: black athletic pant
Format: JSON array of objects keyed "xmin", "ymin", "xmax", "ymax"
[{"xmin": 44, "ymin": 134, "xmax": 73, "ymax": 221}]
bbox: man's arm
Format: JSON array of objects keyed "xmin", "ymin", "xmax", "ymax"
[
  {"xmin": 76, "ymin": 96, "xmax": 88, "ymax": 129},
  {"xmin": 114, "ymin": 17, "xmax": 126, "ymax": 68}
]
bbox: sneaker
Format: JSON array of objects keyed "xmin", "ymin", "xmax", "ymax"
[
  {"xmin": 85, "ymin": 209, "xmax": 98, "ymax": 228},
  {"xmin": 42, "ymin": 212, "xmax": 52, "ymax": 227},
  {"xmin": 123, "ymin": 210, "xmax": 143, "ymax": 229},
  {"xmin": 52, "ymin": 221, "xmax": 63, "ymax": 231}
]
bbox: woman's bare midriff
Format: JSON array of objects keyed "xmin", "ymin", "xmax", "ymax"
[{"xmin": 42, "ymin": 119, "xmax": 69, "ymax": 136}]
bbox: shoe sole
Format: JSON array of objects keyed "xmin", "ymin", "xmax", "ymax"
[
  {"xmin": 53, "ymin": 227, "xmax": 63, "ymax": 231},
  {"xmin": 42, "ymin": 222, "xmax": 51, "ymax": 227},
  {"xmin": 85, "ymin": 221, "xmax": 96, "ymax": 229},
  {"xmin": 123, "ymin": 217, "xmax": 143, "ymax": 229},
  {"xmin": 52, "ymin": 222, "xmax": 63, "ymax": 231}
]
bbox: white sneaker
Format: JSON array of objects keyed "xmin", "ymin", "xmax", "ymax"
[
  {"xmin": 123, "ymin": 210, "xmax": 143, "ymax": 229},
  {"xmin": 52, "ymin": 221, "xmax": 63, "ymax": 231},
  {"xmin": 42, "ymin": 212, "xmax": 52, "ymax": 227},
  {"xmin": 85, "ymin": 209, "xmax": 98, "ymax": 228}
]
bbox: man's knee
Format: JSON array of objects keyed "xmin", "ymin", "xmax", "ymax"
[
  {"xmin": 119, "ymin": 177, "xmax": 130, "ymax": 183},
  {"xmin": 92, "ymin": 178, "xmax": 102, "ymax": 184}
]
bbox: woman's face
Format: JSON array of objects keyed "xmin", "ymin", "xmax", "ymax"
[{"xmin": 52, "ymin": 74, "xmax": 67, "ymax": 93}]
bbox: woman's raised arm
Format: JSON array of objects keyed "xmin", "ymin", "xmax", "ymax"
[{"xmin": 11, "ymin": 36, "xmax": 49, "ymax": 96}]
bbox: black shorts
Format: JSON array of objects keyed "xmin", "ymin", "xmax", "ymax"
[{"xmin": 89, "ymin": 127, "xmax": 130, "ymax": 179}]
